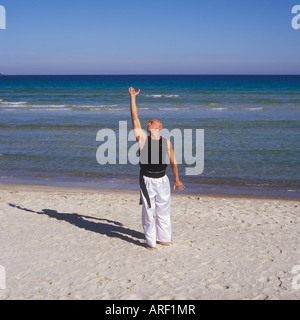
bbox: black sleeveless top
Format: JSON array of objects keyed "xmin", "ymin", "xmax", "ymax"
[
  {"xmin": 139, "ymin": 136, "xmax": 168, "ymax": 173},
  {"xmin": 139, "ymin": 136, "xmax": 168, "ymax": 208}
]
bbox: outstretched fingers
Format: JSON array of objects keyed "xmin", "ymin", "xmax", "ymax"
[{"xmin": 129, "ymin": 87, "xmax": 141, "ymax": 96}]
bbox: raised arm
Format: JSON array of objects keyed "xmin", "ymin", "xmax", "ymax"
[{"xmin": 128, "ymin": 87, "xmax": 147, "ymax": 146}]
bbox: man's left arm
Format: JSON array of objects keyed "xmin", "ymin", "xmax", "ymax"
[{"xmin": 167, "ymin": 140, "xmax": 185, "ymax": 191}]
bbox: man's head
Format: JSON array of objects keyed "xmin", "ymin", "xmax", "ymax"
[{"xmin": 147, "ymin": 119, "xmax": 163, "ymax": 134}]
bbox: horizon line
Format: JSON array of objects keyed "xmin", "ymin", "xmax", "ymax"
[{"xmin": 2, "ymin": 73, "xmax": 300, "ymax": 76}]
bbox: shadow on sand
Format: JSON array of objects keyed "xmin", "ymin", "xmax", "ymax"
[{"xmin": 8, "ymin": 203, "xmax": 146, "ymax": 248}]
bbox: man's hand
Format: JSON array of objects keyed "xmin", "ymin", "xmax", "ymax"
[
  {"xmin": 129, "ymin": 87, "xmax": 141, "ymax": 97},
  {"xmin": 129, "ymin": 86, "xmax": 147, "ymax": 146},
  {"xmin": 173, "ymin": 180, "xmax": 185, "ymax": 191}
]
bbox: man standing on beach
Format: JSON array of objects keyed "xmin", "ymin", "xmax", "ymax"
[{"xmin": 129, "ymin": 87, "xmax": 185, "ymax": 250}]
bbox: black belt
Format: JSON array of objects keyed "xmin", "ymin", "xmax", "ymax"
[{"xmin": 139, "ymin": 169, "xmax": 166, "ymax": 208}]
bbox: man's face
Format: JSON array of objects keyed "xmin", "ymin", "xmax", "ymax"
[{"xmin": 147, "ymin": 119, "xmax": 162, "ymax": 133}]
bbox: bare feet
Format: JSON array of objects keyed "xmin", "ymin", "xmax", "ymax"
[
  {"xmin": 156, "ymin": 241, "xmax": 171, "ymax": 246},
  {"xmin": 146, "ymin": 245, "xmax": 156, "ymax": 251}
]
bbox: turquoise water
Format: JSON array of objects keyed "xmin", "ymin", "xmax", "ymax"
[{"xmin": 0, "ymin": 75, "xmax": 300, "ymax": 197}]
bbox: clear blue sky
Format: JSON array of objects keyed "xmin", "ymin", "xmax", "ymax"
[{"xmin": 0, "ymin": 0, "xmax": 300, "ymax": 74}]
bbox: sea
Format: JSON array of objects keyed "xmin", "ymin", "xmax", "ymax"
[{"xmin": 0, "ymin": 75, "xmax": 299, "ymax": 198}]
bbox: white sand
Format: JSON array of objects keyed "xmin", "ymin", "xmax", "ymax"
[{"xmin": 0, "ymin": 183, "xmax": 300, "ymax": 300}]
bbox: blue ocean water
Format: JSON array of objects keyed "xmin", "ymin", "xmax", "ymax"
[{"xmin": 0, "ymin": 75, "xmax": 299, "ymax": 198}]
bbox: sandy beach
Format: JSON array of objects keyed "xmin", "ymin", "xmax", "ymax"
[{"xmin": 0, "ymin": 183, "xmax": 299, "ymax": 300}]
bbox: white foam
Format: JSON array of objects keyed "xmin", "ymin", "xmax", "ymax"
[
  {"xmin": 195, "ymin": 106, "xmax": 265, "ymax": 111},
  {"xmin": 158, "ymin": 107, "xmax": 191, "ymax": 110},
  {"xmin": 197, "ymin": 107, "xmax": 228, "ymax": 111},
  {"xmin": 0, "ymin": 101, "xmax": 27, "ymax": 105},
  {"xmin": 0, "ymin": 103, "xmax": 128, "ymax": 112},
  {"xmin": 243, "ymin": 107, "xmax": 264, "ymax": 111},
  {"xmin": 149, "ymin": 95, "xmax": 162, "ymax": 98},
  {"xmin": 145, "ymin": 94, "xmax": 179, "ymax": 98},
  {"xmin": 211, "ymin": 107, "xmax": 228, "ymax": 111},
  {"xmin": 73, "ymin": 104, "xmax": 119, "ymax": 109},
  {"xmin": 91, "ymin": 107, "xmax": 127, "ymax": 111},
  {"xmin": 28, "ymin": 108, "xmax": 71, "ymax": 111}
]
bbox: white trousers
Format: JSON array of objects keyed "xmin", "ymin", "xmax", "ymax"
[{"xmin": 140, "ymin": 175, "xmax": 171, "ymax": 248}]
